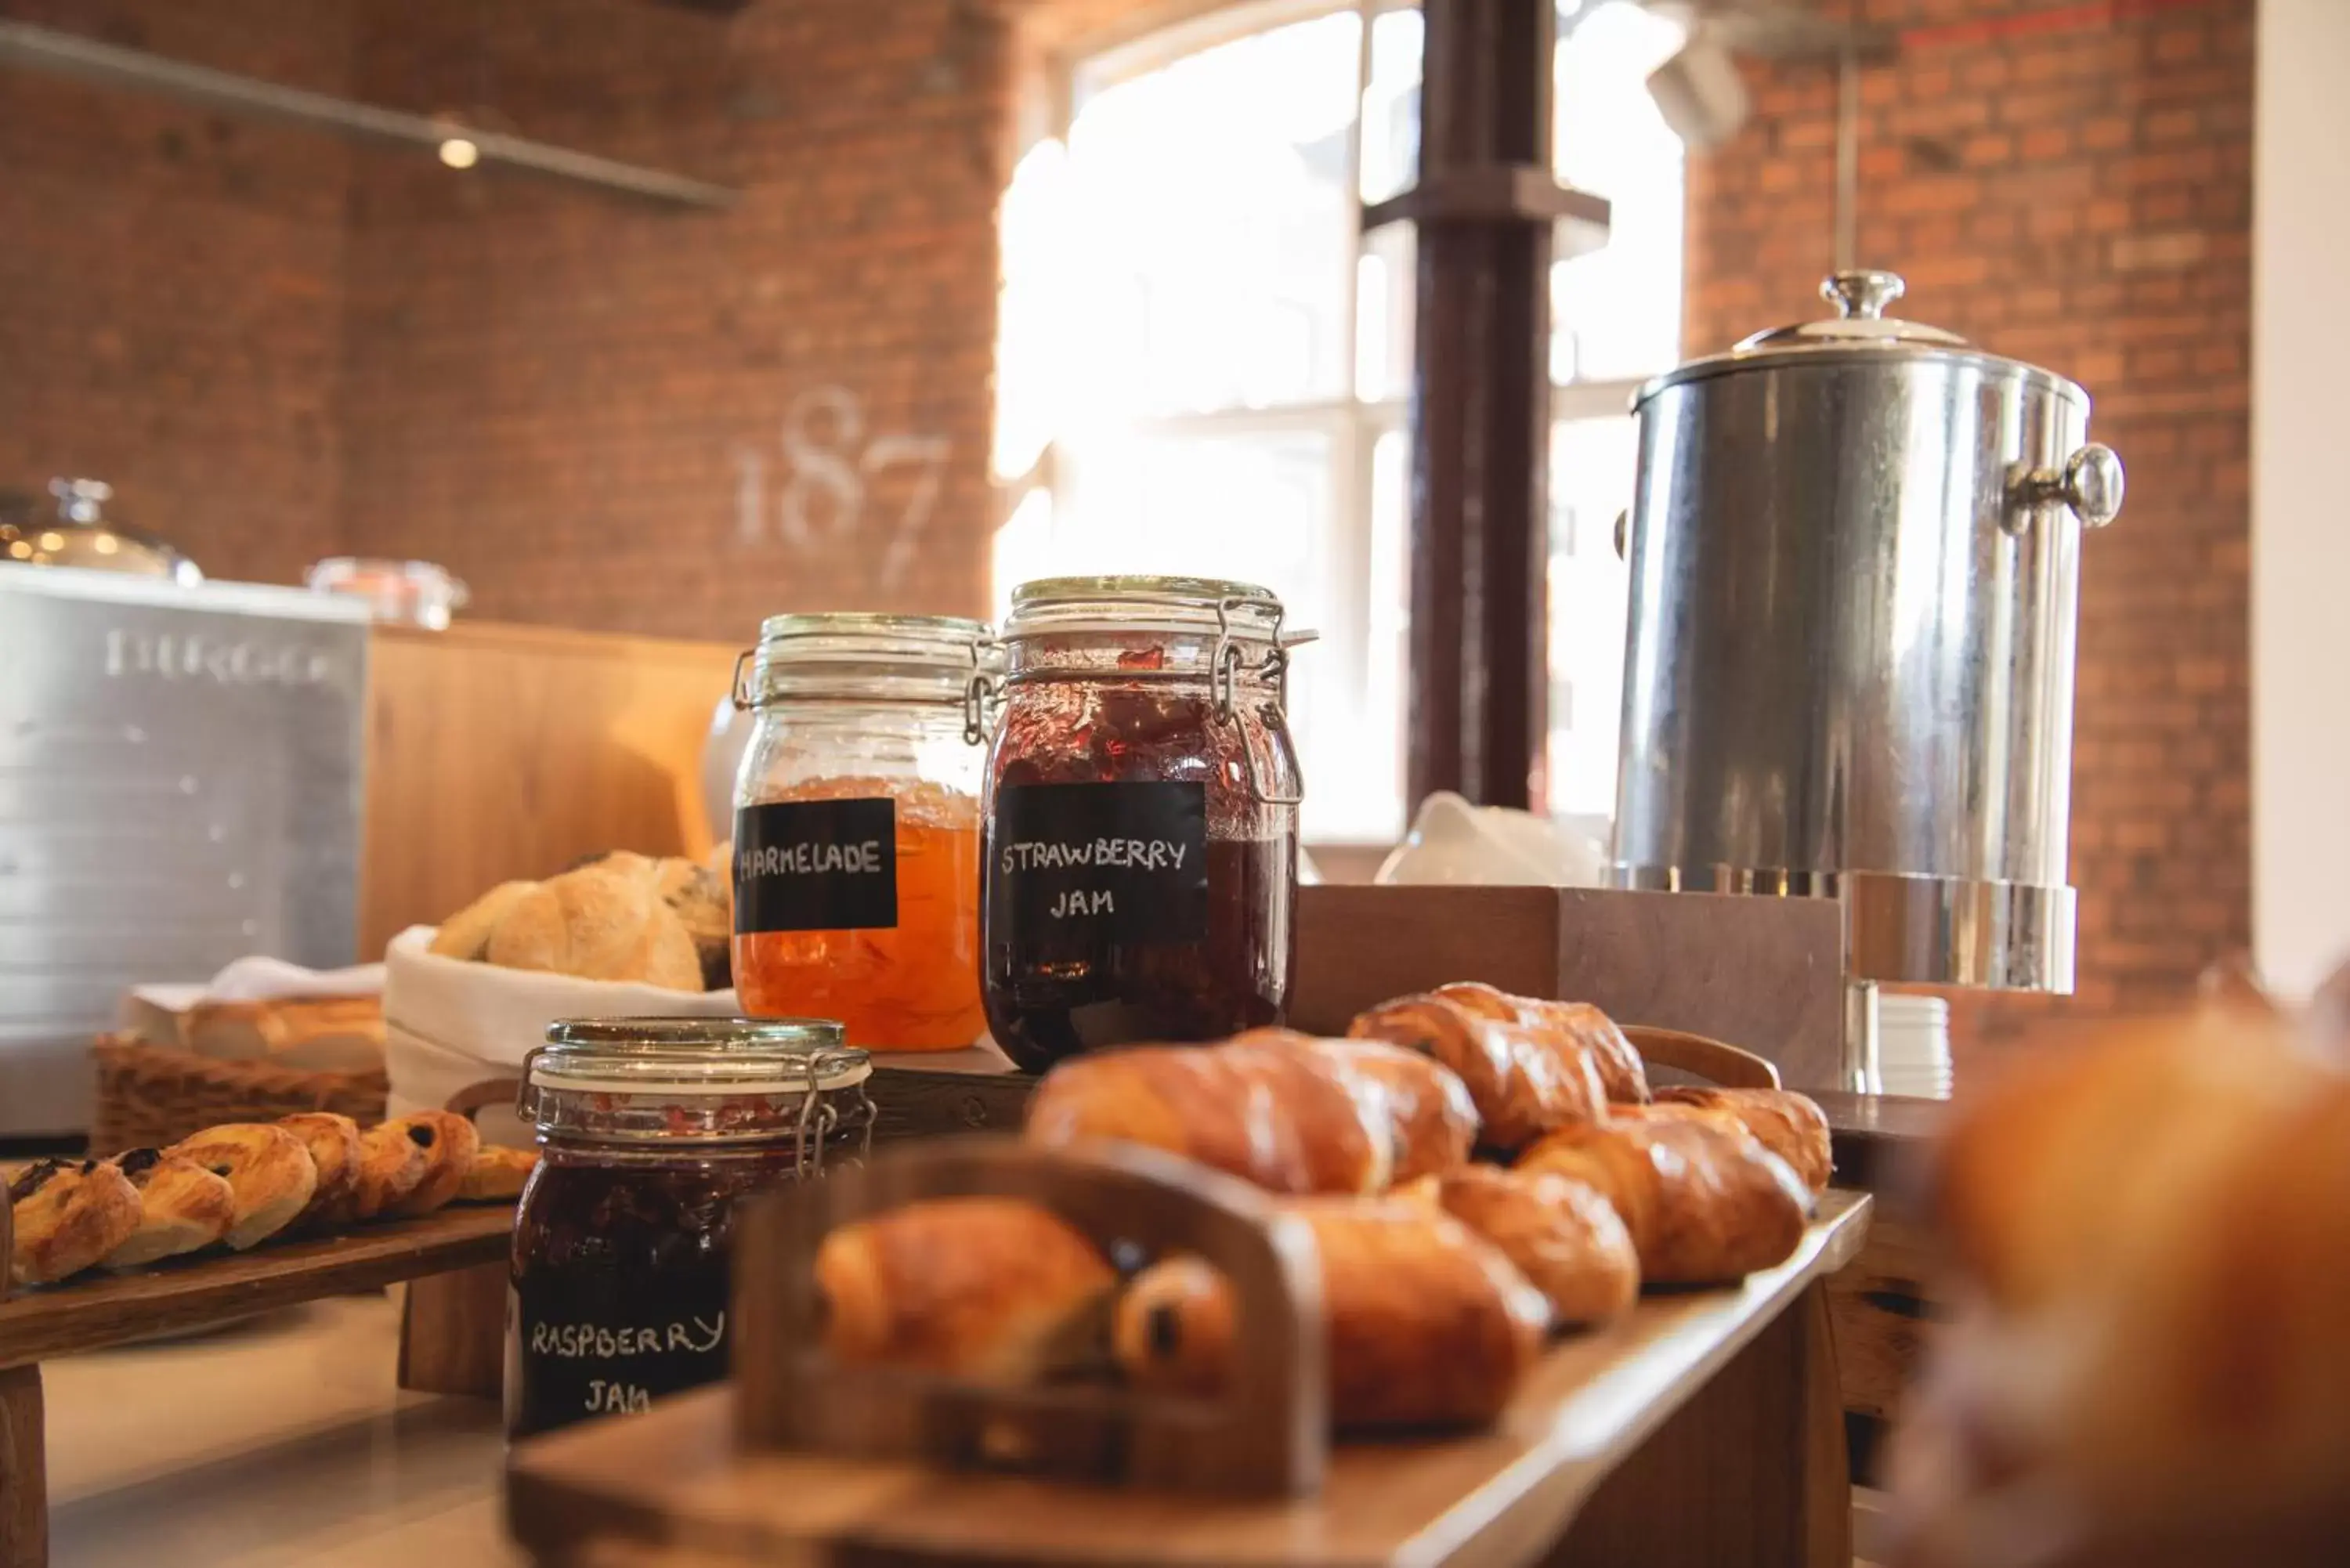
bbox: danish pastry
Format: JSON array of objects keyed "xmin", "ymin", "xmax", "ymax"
[
  {"xmin": 1643, "ymin": 1086, "xmax": 1833, "ymax": 1193},
  {"xmin": 342, "ymin": 1118, "xmax": 432, "ymax": 1221},
  {"xmin": 379, "ymin": 1111, "xmax": 480, "ymax": 1218},
  {"xmin": 168, "ymin": 1123, "xmax": 318, "ymax": 1250},
  {"xmin": 1517, "ymin": 1115, "xmax": 1809, "ymax": 1284},
  {"xmin": 103, "ymin": 1149, "xmax": 237, "ymax": 1269},
  {"xmin": 9, "ymin": 1158, "xmax": 143, "ymax": 1284},
  {"xmin": 457, "ymin": 1143, "xmax": 540, "ymax": 1201},
  {"xmin": 1113, "ymin": 1198, "xmax": 1550, "ymax": 1429},
  {"xmin": 817, "ymin": 1198, "xmax": 1117, "ymax": 1382},
  {"xmin": 1425, "ymin": 1165, "xmax": 1640, "ymax": 1326},
  {"xmin": 277, "ymin": 1111, "xmax": 363, "ymax": 1228}
]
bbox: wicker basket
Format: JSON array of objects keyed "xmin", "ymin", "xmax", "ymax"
[{"xmin": 91, "ymin": 1035, "xmax": 388, "ymax": 1151}]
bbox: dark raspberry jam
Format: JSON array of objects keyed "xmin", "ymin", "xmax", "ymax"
[
  {"xmin": 982, "ymin": 675, "xmax": 1299, "ymax": 1071},
  {"xmin": 506, "ymin": 1147, "xmax": 784, "ymax": 1439}
]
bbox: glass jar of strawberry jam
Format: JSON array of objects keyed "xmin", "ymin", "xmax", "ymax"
[
  {"xmin": 982, "ymin": 576, "xmax": 1307, "ymax": 1071},
  {"xmin": 730, "ymin": 614, "xmax": 1002, "ymax": 1050},
  {"xmin": 505, "ymin": 1017, "xmax": 871, "ymax": 1440}
]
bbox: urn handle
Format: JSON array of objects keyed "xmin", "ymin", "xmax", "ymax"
[{"xmin": 2005, "ymin": 444, "xmax": 2124, "ymax": 534}]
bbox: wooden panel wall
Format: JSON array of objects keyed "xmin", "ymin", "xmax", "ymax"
[{"xmin": 358, "ymin": 621, "xmax": 739, "ymax": 959}]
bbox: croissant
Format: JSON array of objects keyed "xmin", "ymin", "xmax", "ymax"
[
  {"xmin": 1112, "ymin": 1198, "xmax": 1549, "ymax": 1429},
  {"xmin": 1347, "ymin": 993, "xmax": 1607, "ymax": 1151},
  {"xmin": 1516, "ymin": 1116, "xmax": 1809, "ymax": 1284},
  {"xmin": 1024, "ymin": 1042, "xmax": 1393, "ymax": 1194},
  {"xmin": 1227, "ymin": 1028, "xmax": 1479, "ymax": 1180},
  {"xmin": 1433, "ymin": 983, "xmax": 1651, "ymax": 1103},
  {"xmin": 1888, "ymin": 1007, "xmax": 2350, "ymax": 1564},
  {"xmin": 817, "ymin": 1198, "xmax": 1117, "ymax": 1382},
  {"xmin": 1421, "ymin": 1165, "xmax": 1639, "ymax": 1325},
  {"xmin": 1636, "ymin": 1086, "xmax": 1834, "ymax": 1192}
]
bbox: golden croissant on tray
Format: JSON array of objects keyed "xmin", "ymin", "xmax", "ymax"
[
  {"xmin": 1884, "ymin": 990, "xmax": 2350, "ymax": 1568},
  {"xmin": 820, "ymin": 985, "xmax": 1828, "ymax": 1433},
  {"xmin": 8, "ymin": 1110, "xmax": 536, "ymax": 1288}
]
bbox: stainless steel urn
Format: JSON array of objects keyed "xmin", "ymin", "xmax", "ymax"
[{"xmin": 1612, "ymin": 269, "xmax": 2122, "ymax": 1007}]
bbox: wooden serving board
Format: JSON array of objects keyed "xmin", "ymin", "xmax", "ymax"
[
  {"xmin": 508, "ymin": 1192, "xmax": 1871, "ymax": 1568},
  {"xmin": 0, "ymin": 1203, "xmax": 512, "ymax": 1371}
]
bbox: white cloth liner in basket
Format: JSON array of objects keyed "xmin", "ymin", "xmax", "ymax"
[{"xmin": 380, "ymin": 925, "xmax": 742, "ymax": 1130}]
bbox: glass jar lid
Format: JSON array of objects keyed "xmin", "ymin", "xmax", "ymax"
[
  {"xmin": 1003, "ymin": 574, "xmax": 1291, "ymax": 644},
  {"xmin": 735, "ymin": 612, "xmax": 1002, "ymax": 716},
  {"xmin": 754, "ymin": 612, "xmax": 991, "ymax": 666},
  {"xmin": 521, "ymin": 1017, "xmax": 870, "ymax": 1143}
]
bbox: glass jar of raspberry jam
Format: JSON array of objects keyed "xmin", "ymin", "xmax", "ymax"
[
  {"xmin": 730, "ymin": 614, "xmax": 1003, "ymax": 1050},
  {"xmin": 981, "ymin": 576, "xmax": 1307, "ymax": 1071},
  {"xmin": 504, "ymin": 1017, "xmax": 871, "ymax": 1440}
]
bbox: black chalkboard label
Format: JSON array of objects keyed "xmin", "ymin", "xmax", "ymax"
[
  {"xmin": 505, "ymin": 1277, "xmax": 730, "ymax": 1439},
  {"xmin": 989, "ymin": 782, "xmax": 1208, "ymax": 942},
  {"xmin": 734, "ymin": 797, "xmax": 898, "ymax": 932}
]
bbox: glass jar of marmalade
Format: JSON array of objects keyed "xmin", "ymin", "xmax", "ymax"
[
  {"xmin": 504, "ymin": 1017, "xmax": 871, "ymax": 1440},
  {"xmin": 981, "ymin": 576, "xmax": 1307, "ymax": 1071},
  {"xmin": 730, "ymin": 614, "xmax": 1003, "ymax": 1050}
]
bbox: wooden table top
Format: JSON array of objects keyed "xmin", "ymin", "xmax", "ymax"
[{"xmin": 508, "ymin": 1192, "xmax": 1872, "ymax": 1568}]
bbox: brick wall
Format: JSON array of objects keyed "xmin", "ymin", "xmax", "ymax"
[
  {"xmin": 3, "ymin": 0, "xmax": 2256, "ymax": 1028},
  {"xmin": 336, "ymin": 0, "xmax": 1011, "ymax": 641},
  {"xmin": 0, "ymin": 0, "xmax": 355, "ymax": 585},
  {"xmin": 1683, "ymin": 0, "xmax": 2254, "ymax": 1033}
]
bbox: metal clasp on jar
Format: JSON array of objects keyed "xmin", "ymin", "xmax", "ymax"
[
  {"xmin": 1209, "ymin": 597, "xmax": 1314, "ymax": 808},
  {"xmin": 787, "ymin": 1051, "xmax": 878, "ymax": 1179},
  {"xmin": 964, "ymin": 634, "xmax": 1002, "ymax": 747}
]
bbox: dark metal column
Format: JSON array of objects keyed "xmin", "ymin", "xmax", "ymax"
[{"xmin": 1365, "ymin": 0, "xmax": 1607, "ymax": 811}]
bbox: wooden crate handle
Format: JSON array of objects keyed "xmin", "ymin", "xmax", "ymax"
[
  {"xmin": 1622, "ymin": 1025, "xmax": 1782, "ymax": 1089},
  {"xmin": 729, "ymin": 1135, "xmax": 1330, "ymax": 1498}
]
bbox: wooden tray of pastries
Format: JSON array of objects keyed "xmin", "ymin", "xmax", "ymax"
[
  {"xmin": 2, "ymin": 1107, "xmax": 530, "ymax": 1367},
  {"xmin": 510, "ymin": 983, "xmax": 1872, "ymax": 1568}
]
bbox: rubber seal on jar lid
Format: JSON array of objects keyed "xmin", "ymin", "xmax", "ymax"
[
  {"xmin": 1003, "ymin": 574, "xmax": 1289, "ymax": 642},
  {"xmin": 751, "ymin": 612, "xmax": 996, "ymax": 667},
  {"xmin": 530, "ymin": 1017, "xmax": 871, "ymax": 1095}
]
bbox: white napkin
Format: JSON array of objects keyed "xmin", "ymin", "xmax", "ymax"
[
  {"xmin": 128, "ymin": 956, "xmax": 385, "ymax": 1014},
  {"xmin": 380, "ymin": 925, "xmax": 742, "ymax": 1117}
]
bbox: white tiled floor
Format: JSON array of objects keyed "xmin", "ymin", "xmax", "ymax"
[{"xmin": 42, "ymin": 1294, "xmax": 521, "ymax": 1568}]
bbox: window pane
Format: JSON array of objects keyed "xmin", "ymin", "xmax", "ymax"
[
  {"xmin": 1547, "ymin": 414, "xmax": 1638, "ymax": 818},
  {"xmin": 1051, "ymin": 425, "xmax": 1386, "ymax": 844},
  {"xmin": 1064, "ymin": 12, "xmax": 1363, "ymax": 417},
  {"xmin": 1551, "ymin": 2, "xmax": 1686, "ymax": 383},
  {"xmin": 1355, "ymin": 222, "xmax": 1415, "ymax": 405},
  {"xmin": 1359, "ymin": 6, "xmax": 1423, "ymax": 205}
]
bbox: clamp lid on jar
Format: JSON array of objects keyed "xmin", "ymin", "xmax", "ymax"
[
  {"xmin": 735, "ymin": 612, "xmax": 1002, "ymax": 737},
  {"xmin": 520, "ymin": 1016, "xmax": 868, "ymax": 1144},
  {"xmin": 1002, "ymin": 574, "xmax": 1296, "ymax": 647},
  {"xmin": 1001, "ymin": 574, "xmax": 1312, "ymax": 807}
]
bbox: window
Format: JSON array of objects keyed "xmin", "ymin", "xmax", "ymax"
[{"xmin": 994, "ymin": 0, "xmax": 1687, "ymax": 843}]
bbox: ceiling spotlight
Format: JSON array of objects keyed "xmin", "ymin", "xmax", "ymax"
[
  {"xmin": 438, "ymin": 135, "xmax": 480, "ymax": 170},
  {"xmin": 1647, "ymin": 31, "xmax": 1751, "ymax": 152}
]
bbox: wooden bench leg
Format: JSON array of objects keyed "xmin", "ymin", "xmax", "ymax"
[
  {"xmin": 0, "ymin": 1364, "xmax": 45, "ymax": 1568},
  {"xmin": 399, "ymin": 1260, "xmax": 508, "ymax": 1400},
  {"xmin": 1547, "ymin": 1280, "xmax": 1851, "ymax": 1568}
]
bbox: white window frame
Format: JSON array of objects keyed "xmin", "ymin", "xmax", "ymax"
[{"xmin": 1005, "ymin": 0, "xmax": 1676, "ymax": 844}]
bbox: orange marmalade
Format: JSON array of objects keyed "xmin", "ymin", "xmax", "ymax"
[{"xmin": 733, "ymin": 777, "xmax": 985, "ymax": 1050}]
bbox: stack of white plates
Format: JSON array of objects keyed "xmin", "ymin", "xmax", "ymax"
[{"xmin": 1877, "ymin": 993, "xmax": 1953, "ymax": 1099}]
